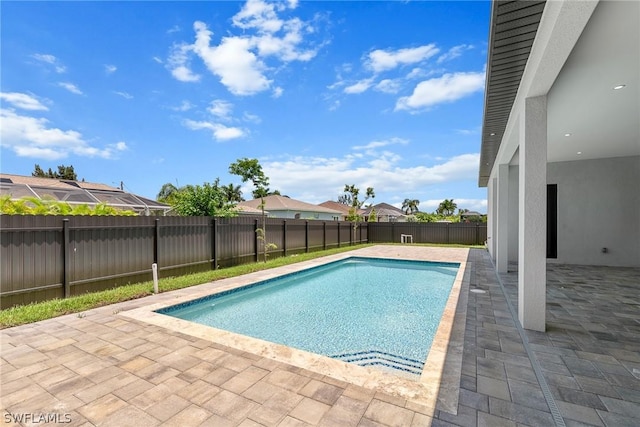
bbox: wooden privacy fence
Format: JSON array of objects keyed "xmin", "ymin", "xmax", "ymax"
[
  {"xmin": 0, "ymin": 215, "xmax": 486, "ymax": 308},
  {"xmin": 0, "ymin": 215, "xmax": 366, "ymax": 308}
]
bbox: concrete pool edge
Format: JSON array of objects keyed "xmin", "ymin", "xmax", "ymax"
[{"xmin": 119, "ymin": 246, "xmax": 470, "ymax": 415}]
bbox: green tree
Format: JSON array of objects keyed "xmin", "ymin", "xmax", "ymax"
[
  {"xmin": 222, "ymin": 183, "xmax": 244, "ymax": 203},
  {"xmin": 402, "ymin": 198, "xmax": 420, "ymax": 214},
  {"xmin": 337, "ymin": 194, "xmax": 352, "ymax": 205},
  {"xmin": 171, "ymin": 180, "xmax": 237, "ymax": 217},
  {"xmin": 415, "ymin": 212, "xmax": 438, "ymax": 223},
  {"xmin": 342, "ymin": 184, "xmax": 375, "ymax": 222},
  {"xmin": 341, "ymin": 184, "xmax": 374, "ymax": 243},
  {"xmin": 156, "ymin": 183, "xmax": 180, "ymax": 204},
  {"xmin": 436, "ymin": 199, "xmax": 457, "ymax": 216},
  {"xmin": 32, "ymin": 164, "xmax": 78, "ymax": 180},
  {"xmin": 367, "ymin": 207, "xmax": 377, "ymax": 222},
  {"xmin": 229, "ymin": 158, "xmax": 275, "ymax": 262}
]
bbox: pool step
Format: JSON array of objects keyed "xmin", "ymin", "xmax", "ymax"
[{"xmin": 331, "ymin": 350, "xmax": 424, "ymax": 376}]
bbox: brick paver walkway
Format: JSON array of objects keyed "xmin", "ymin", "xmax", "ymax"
[{"xmin": 2, "ymin": 246, "xmax": 639, "ymax": 426}]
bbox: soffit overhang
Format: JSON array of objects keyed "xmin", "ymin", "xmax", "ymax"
[{"xmin": 479, "ymin": 0, "xmax": 546, "ymax": 187}]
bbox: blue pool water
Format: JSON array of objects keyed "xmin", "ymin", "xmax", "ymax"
[{"xmin": 158, "ymin": 257, "xmax": 459, "ymax": 376}]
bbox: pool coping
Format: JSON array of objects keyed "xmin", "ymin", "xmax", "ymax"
[{"xmin": 120, "ymin": 246, "xmax": 470, "ymax": 416}]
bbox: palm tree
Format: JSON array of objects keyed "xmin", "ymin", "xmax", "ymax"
[
  {"xmin": 402, "ymin": 198, "xmax": 420, "ymax": 214},
  {"xmin": 222, "ymin": 183, "xmax": 243, "ymax": 203},
  {"xmin": 437, "ymin": 199, "xmax": 457, "ymax": 216}
]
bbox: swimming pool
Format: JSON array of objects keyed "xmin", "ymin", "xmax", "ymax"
[{"xmin": 157, "ymin": 257, "xmax": 459, "ymax": 378}]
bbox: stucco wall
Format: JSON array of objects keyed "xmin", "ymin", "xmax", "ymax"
[
  {"xmin": 508, "ymin": 165, "xmax": 519, "ymax": 263},
  {"xmin": 548, "ymin": 155, "xmax": 639, "ymax": 267},
  {"xmin": 506, "ymin": 156, "xmax": 640, "ymax": 267}
]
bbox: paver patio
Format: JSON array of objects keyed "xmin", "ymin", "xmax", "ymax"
[{"xmin": 1, "ymin": 246, "xmax": 639, "ymax": 426}]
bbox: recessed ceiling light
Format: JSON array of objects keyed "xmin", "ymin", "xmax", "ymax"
[
  {"xmin": 577, "ymin": 151, "xmax": 582, "ymax": 155},
  {"xmin": 490, "ymin": 132, "xmax": 496, "ymax": 136},
  {"xmin": 613, "ymin": 84, "xmax": 626, "ymax": 90},
  {"xmin": 564, "ymin": 133, "xmax": 571, "ymax": 137}
]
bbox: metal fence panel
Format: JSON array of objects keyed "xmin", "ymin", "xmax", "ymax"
[{"xmin": 1, "ymin": 215, "xmax": 485, "ymax": 308}]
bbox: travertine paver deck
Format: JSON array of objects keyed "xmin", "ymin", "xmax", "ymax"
[{"xmin": 2, "ymin": 246, "xmax": 639, "ymax": 426}]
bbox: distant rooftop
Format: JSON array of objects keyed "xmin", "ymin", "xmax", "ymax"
[{"xmin": 238, "ymin": 195, "xmax": 342, "ymax": 214}]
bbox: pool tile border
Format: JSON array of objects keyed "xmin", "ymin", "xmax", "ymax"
[{"xmin": 120, "ymin": 246, "xmax": 470, "ymax": 416}]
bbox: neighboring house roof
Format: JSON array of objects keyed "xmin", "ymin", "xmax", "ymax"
[
  {"xmin": 238, "ymin": 195, "xmax": 342, "ymax": 214},
  {"xmin": 0, "ymin": 173, "xmax": 170, "ymax": 214},
  {"xmin": 461, "ymin": 211, "xmax": 484, "ymax": 217},
  {"xmin": 317, "ymin": 201, "xmax": 361, "ymax": 215},
  {"xmin": 234, "ymin": 205, "xmax": 265, "ymax": 215},
  {"xmin": 362, "ymin": 203, "xmax": 405, "ymax": 217}
]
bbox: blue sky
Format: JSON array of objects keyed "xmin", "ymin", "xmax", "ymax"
[{"xmin": 1, "ymin": 0, "xmax": 490, "ymax": 213}]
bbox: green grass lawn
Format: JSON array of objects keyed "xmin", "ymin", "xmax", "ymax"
[{"xmin": 0, "ymin": 243, "xmax": 483, "ymax": 328}]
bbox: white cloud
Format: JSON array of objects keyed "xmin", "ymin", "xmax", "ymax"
[
  {"xmin": 167, "ymin": 25, "xmax": 181, "ymax": 34},
  {"xmin": 183, "ymin": 119, "xmax": 246, "ymax": 141},
  {"xmin": 166, "ymin": 0, "xmax": 323, "ymax": 95},
  {"xmin": 172, "ymin": 66, "xmax": 201, "ymax": 82},
  {"xmin": 105, "ymin": 64, "xmax": 117, "ymax": 74},
  {"xmin": 232, "ymin": 0, "xmax": 287, "ymax": 33},
  {"xmin": 152, "ymin": 56, "xmax": 163, "ymax": 64},
  {"xmin": 344, "ymin": 78, "xmax": 374, "ymax": 94},
  {"xmin": 0, "ymin": 108, "xmax": 126, "ymax": 160},
  {"xmin": 191, "ymin": 22, "xmax": 271, "ymax": 95},
  {"xmin": 374, "ymin": 79, "xmax": 402, "ymax": 94},
  {"xmin": 250, "ymin": 18, "xmax": 319, "ymax": 62},
  {"xmin": 171, "ymin": 100, "xmax": 194, "ymax": 111},
  {"xmin": 114, "ymin": 91, "xmax": 133, "ymax": 99},
  {"xmin": 31, "ymin": 53, "xmax": 66, "ymax": 73},
  {"xmin": 437, "ymin": 44, "xmax": 473, "ymax": 64},
  {"xmin": 208, "ymin": 100, "xmax": 234, "ymax": 120},
  {"xmin": 167, "ymin": 43, "xmax": 201, "ymax": 82},
  {"xmin": 112, "ymin": 141, "xmax": 128, "ymax": 151},
  {"xmin": 455, "ymin": 127, "xmax": 480, "ymax": 135},
  {"xmin": 272, "ymin": 87, "xmax": 284, "ymax": 98},
  {"xmin": 58, "ymin": 82, "xmax": 83, "ymax": 95},
  {"xmin": 0, "ymin": 92, "xmax": 48, "ymax": 111},
  {"xmin": 395, "ymin": 71, "xmax": 485, "ymax": 111},
  {"xmin": 261, "ymin": 151, "xmax": 480, "ymax": 204},
  {"xmin": 352, "ymin": 137, "xmax": 408, "ymax": 151},
  {"xmin": 243, "ymin": 112, "xmax": 261, "ymax": 123},
  {"xmin": 366, "ymin": 44, "xmax": 439, "ymax": 73}
]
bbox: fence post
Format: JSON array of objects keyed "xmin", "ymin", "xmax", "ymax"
[
  {"xmin": 154, "ymin": 218, "xmax": 160, "ymax": 265},
  {"xmin": 337, "ymin": 222, "xmax": 341, "ymax": 247},
  {"xmin": 323, "ymin": 222, "xmax": 327, "ymax": 250},
  {"xmin": 392, "ymin": 222, "xmax": 396, "ymax": 243},
  {"xmin": 212, "ymin": 218, "xmax": 218, "ymax": 270},
  {"xmin": 446, "ymin": 222, "xmax": 450, "ymax": 244},
  {"xmin": 475, "ymin": 223, "xmax": 480, "ymax": 245},
  {"xmin": 62, "ymin": 218, "xmax": 70, "ymax": 298},
  {"xmin": 305, "ymin": 221, "xmax": 309, "ymax": 253},
  {"xmin": 283, "ymin": 220, "xmax": 287, "ymax": 257},
  {"xmin": 359, "ymin": 222, "xmax": 362, "ymax": 244},
  {"xmin": 254, "ymin": 219, "xmax": 259, "ymax": 262}
]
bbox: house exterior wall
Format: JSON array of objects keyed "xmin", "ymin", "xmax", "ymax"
[
  {"xmin": 505, "ymin": 156, "xmax": 640, "ymax": 267},
  {"xmin": 508, "ymin": 166, "xmax": 519, "ymax": 263},
  {"xmin": 548, "ymin": 155, "xmax": 640, "ymax": 267}
]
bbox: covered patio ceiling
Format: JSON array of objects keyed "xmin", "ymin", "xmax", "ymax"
[{"xmin": 479, "ymin": 0, "xmax": 640, "ymax": 186}]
